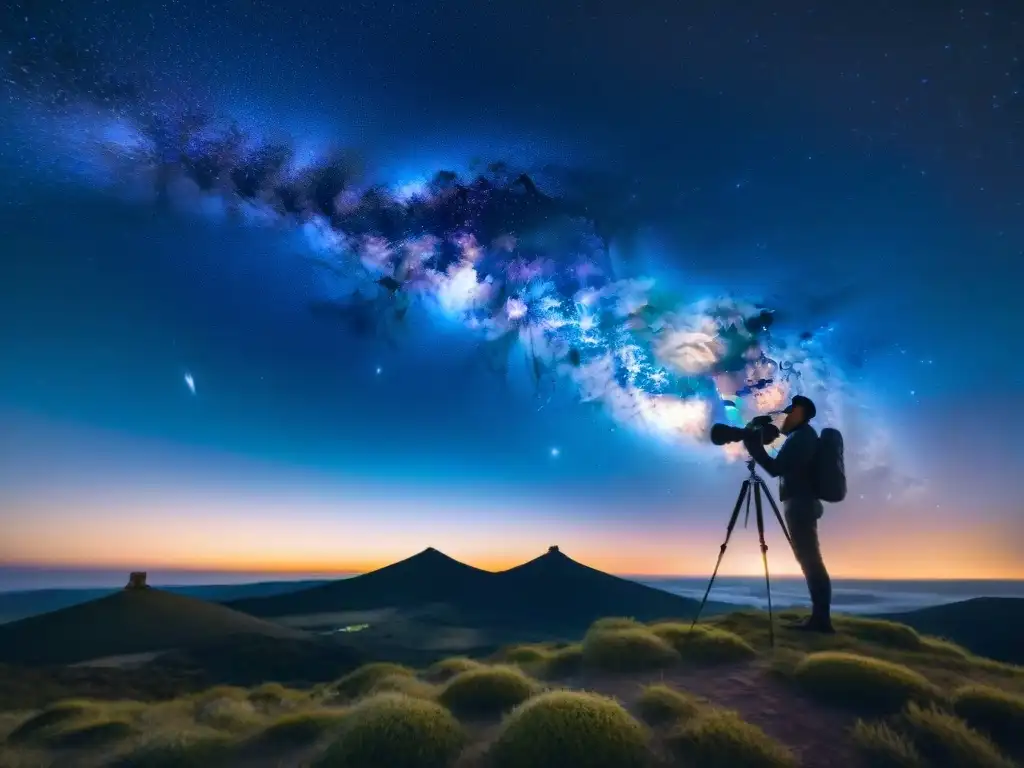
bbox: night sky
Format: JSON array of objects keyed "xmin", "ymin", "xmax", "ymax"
[{"xmin": 1, "ymin": 0, "xmax": 1022, "ymax": 579}]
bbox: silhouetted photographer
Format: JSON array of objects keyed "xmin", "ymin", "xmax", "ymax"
[{"xmin": 743, "ymin": 395, "xmax": 845, "ymax": 634}]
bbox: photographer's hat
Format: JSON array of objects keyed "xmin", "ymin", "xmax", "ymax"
[{"xmin": 783, "ymin": 394, "xmax": 817, "ymax": 420}]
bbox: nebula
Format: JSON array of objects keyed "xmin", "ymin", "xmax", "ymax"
[{"xmin": 3, "ymin": 65, "xmax": 853, "ymax": 461}]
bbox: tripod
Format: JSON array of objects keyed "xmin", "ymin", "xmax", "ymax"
[{"xmin": 688, "ymin": 459, "xmax": 793, "ymax": 648}]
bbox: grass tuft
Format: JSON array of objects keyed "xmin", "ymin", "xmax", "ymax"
[
  {"xmin": 589, "ymin": 617, "xmax": 644, "ymax": 631},
  {"xmin": 497, "ymin": 645, "xmax": 549, "ymax": 665},
  {"xmin": 113, "ymin": 734, "xmax": 236, "ymax": 767},
  {"xmin": 581, "ymin": 627, "xmax": 679, "ymax": 673},
  {"xmin": 6, "ymin": 700, "xmax": 97, "ymax": 743},
  {"xmin": 488, "ymin": 690, "xmax": 649, "ymax": 768},
  {"xmin": 920, "ymin": 637, "xmax": 971, "ymax": 659},
  {"xmin": 833, "ymin": 616, "xmax": 922, "ymax": 650},
  {"xmin": 635, "ymin": 684, "xmax": 703, "ymax": 727},
  {"xmin": 650, "ymin": 622, "xmax": 757, "ymax": 663},
  {"xmin": 901, "ymin": 702, "xmax": 1015, "ymax": 768},
  {"xmin": 256, "ymin": 709, "xmax": 348, "ymax": 747},
  {"xmin": 189, "ymin": 685, "xmax": 249, "ymax": 704},
  {"xmin": 333, "ymin": 662, "xmax": 416, "ymax": 700},
  {"xmin": 191, "ymin": 694, "xmax": 260, "ymax": 731},
  {"xmin": 437, "ymin": 665, "xmax": 539, "ymax": 719},
  {"xmin": 423, "ymin": 657, "xmax": 483, "ymax": 682},
  {"xmin": 247, "ymin": 682, "xmax": 307, "ymax": 710},
  {"xmin": 368, "ymin": 674, "xmax": 437, "ymax": 700},
  {"xmin": 793, "ymin": 651, "xmax": 942, "ymax": 713},
  {"xmin": 850, "ymin": 719, "xmax": 924, "ymax": 768},
  {"xmin": 542, "ymin": 644, "xmax": 583, "ymax": 679},
  {"xmin": 665, "ymin": 707, "xmax": 796, "ymax": 768},
  {"xmin": 50, "ymin": 718, "xmax": 136, "ymax": 748},
  {"xmin": 314, "ymin": 693, "xmax": 465, "ymax": 768},
  {"xmin": 951, "ymin": 685, "xmax": 1024, "ymax": 752}
]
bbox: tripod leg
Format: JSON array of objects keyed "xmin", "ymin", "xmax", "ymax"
[
  {"xmin": 759, "ymin": 480, "xmax": 793, "ymax": 549},
  {"xmin": 753, "ymin": 483, "xmax": 776, "ymax": 649},
  {"xmin": 690, "ymin": 481, "xmax": 749, "ymax": 633}
]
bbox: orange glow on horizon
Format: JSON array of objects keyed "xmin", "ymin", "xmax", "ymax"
[{"xmin": 5, "ymin": 412, "xmax": 1023, "ymax": 583}]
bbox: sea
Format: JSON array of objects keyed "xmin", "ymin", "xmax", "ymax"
[{"xmin": 2, "ymin": 567, "xmax": 1023, "ymax": 615}]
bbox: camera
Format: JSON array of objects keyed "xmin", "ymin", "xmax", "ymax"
[{"xmin": 710, "ymin": 414, "xmax": 781, "ymax": 447}]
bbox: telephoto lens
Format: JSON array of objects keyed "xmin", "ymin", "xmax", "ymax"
[
  {"xmin": 709, "ymin": 418, "xmax": 780, "ymax": 446},
  {"xmin": 710, "ymin": 423, "xmax": 747, "ymax": 446}
]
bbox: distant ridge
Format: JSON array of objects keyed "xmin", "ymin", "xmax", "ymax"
[
  {"xmin": 876, "ymin": 596, "xmax": 1024, "ymax": 665},
  {"xmin": 227, "ymin": 545, "xmax": 723, "ymax": 631},
  {"xmin": 0, "ymin": 584, "xmax": 311, "ymax": 665}
]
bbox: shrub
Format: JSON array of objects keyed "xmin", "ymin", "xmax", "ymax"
[
  {"xmin": 543, "ymin": 644, "xmax": 583, "ymax": 679},
  {"xmin": 315, "ymin": 693, "xmax": 465, "ymax": 768},
  {"xmin": 650, "ymin": 622, "xmax": 757, "ymax": 663},
  {"xmin": 256, "ymin": 709, "xmax": 348, "ymax": 747},
  {"xmin": 437, "ymin": 665, "xmax": 539, "ymax": 719},
  {"xmin": 635, "ymin": 684, "xmax": 703, "ymax": 727},
  {"xmin": 850, "ymin": 719, "xmax": 923, "ymax": 768},
  {"xmin": 665, "ymin": 708, "xmax": 796, "ymax": 768},
  {"xmin": 423, "ymin": 657, "xmax": 483, "ymax": 682},
  {"xmin": 6, "ymin": 700, "xmax": 96, "ymax": 743},
  {"xmin": 50, "ymin": 719, "xmax": 136, "ymax": 748},
  {"xmin": 833, "ymin": 617, "xmax": 922, "ymax": 650},
  {"xmin": 113, "ymin": 734, "xmax": 236, "ymax": 767},
  {"xmin": 952, "ymin": 684, "xmax": 1024, "ymax": 751},
  {"xmin": 590, "ymin": 617, "xmax": 643, "ymax": 631},
  {"xmin": 581, "ymin": 627, "xmax": 679, "ymax": 673},
  {"xmin": 333, "ymin": 663, "xmax": 416, "ymax": 700},
  {"xmin": 793, "ymin": 652, "xmax": 941, "ymax": 713},
  {"xmin": 901, "ymin": 702, "xmax": 1015, "ymax": 768},
  {"xmin": 487, "ymin": 690, "xmax": 649, "ymax": 768}
]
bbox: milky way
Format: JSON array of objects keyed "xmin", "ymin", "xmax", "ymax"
[{"xmin": 3, "ymin": 59, "xmax": 859, "ymax": 464}]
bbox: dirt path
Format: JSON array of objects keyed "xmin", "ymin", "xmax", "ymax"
[{"xmin": 570, "ymin": 662, "xmax": 863, "ymax": 768}]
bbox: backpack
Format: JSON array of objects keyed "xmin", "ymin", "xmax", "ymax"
[{"xmin": 813, "ymin": 427, "xmax": 847, "ymax": 503}]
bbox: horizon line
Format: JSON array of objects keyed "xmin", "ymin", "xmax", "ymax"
[{"xmin": 3, "ymin": 557, "xmax": 1023, "ymax": 583}]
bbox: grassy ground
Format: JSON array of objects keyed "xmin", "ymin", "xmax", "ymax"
[{"xmin": 1, "ymin": 610, "xmax": 1021, "ymax": 767}]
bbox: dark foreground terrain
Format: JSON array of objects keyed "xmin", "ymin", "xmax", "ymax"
[
  {"xmin": 1, "ymin": 549, "xmax": 1022, "ymax": 767},
  {"xmin": 2, "ymin": 610, "xmax": 1023, "ymax": 768}
]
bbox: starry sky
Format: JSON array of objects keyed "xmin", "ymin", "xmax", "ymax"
[{"xmin": 1, "ymin": 0, "xmax": 1022, "ymax": 580}]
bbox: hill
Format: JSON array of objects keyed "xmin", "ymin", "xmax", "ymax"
[
  {"xmin": 0, "ymin": 580, "xmax": 332, "ymax": 625},
  {"xmin": 876, "ymin": 596, "xmax": 1024, "ymax": 665},
  {"xmin": 227, "ymin": 546, "xmax": 727, "ymax": 633},
  {"xmin": 0, "ymin": 583, "xmax": 312, "ymax": 666},
  {"xmin": 487, "ymin": 546, "xmax": 723, "ymax": 629},
  {"xmin": 226, "ymin": 547, "xmax": 494, "ymax": 618}
]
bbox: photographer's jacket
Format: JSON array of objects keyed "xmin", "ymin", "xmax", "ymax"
[{"xmin": 744, "ymin": 424, "xmax": 819, "ymax": 502}]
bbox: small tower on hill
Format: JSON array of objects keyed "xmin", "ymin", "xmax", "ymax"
[
  {"xmin": 125, "ymin": 572, "xmax": 149, "ymax": 590},
  {"xmin": 548, "ymin": 545, "xmax": 560, "ymax": 554}
]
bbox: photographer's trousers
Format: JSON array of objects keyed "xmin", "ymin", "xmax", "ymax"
[{"xmin": 784, "ymin": 498, "xmax": 832, "ymax": 620}]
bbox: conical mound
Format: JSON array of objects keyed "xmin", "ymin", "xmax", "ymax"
[
  {"xmin": 0, "ymin": 587, "xmax": 308, "ymax": 665},
  {"xmin": 227, "ymin": 547, "xmax": 493, "ymax": 617}
]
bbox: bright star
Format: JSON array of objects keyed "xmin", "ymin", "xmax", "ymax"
[
  {"xmin": 550, "ymin": 447, "xmax": 560, "ymax": 458},
  {"xmin": 184, "ymin": 372, "xmax": 196, "ymax": 394},
  {"xmin": 375, "ymin": 366, "xmax": 383, "ymax": 375}
]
